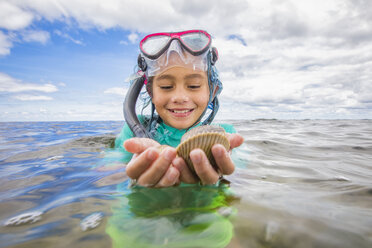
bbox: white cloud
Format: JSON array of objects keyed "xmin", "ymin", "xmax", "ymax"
[
  {"xmin": 0, "ymin": 1, "xmax": 34, "ymax": 30},
  {"xmin": 0, "ymin": 31, "xmax": 12, "ymax": 56},
  {"xmin": 2, "ymin": 0, "xmax": 371, "ymax": 42},
  {"xmin": 0, "ymin": 72, "xmax": 58, "ymax": 93},
  {"xmin": 6, "ymin": 101, "xmax": 125, "ymax": 121},
  {"xmin": 21, "ymin": 30, "xmax": 50, "ymax": 44},
  {"xmin": 54, "ymin": 30, "xmax": 84, "ymax": 45},
  {"xmin": 119, "ymin": 40, "xmax": 128, "ymax": 45},
  {"xmin": 104, "ymin": 87, "xmax": 128, "ymax": 97},
  {"xmin": 0, "ymin": 0, "xmax": 372, "ymax": 119},
  {"xmin": 128, "ymin": 33, "xmax": 138, "ymax": 44},
  {"xmin": 13, "ymin": 95, "xmax": 53, "ymax": 101},
  {"xmin": 39, "ymin": 107, "xmax": 47, "ymax": 113}
]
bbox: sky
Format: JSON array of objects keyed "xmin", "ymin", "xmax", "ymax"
[{"xmin": 0, "ymin": 0, "xmax": 371, "ymax": 121}]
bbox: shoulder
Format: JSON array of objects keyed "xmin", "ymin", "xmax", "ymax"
[{"xmin": 211, "ymin": 123, "xmax": 236, "ymax": 134}]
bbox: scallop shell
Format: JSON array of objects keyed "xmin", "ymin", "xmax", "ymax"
[{"xmin": 176, "ymin": 125, "xmax": 230, "ymax": 173}]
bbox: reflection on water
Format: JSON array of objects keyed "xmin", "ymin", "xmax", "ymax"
[
  {"xmin": 0, "ymin": 120, "xmax": 371, "ymax": 247},
  {"xmin": 107, "ymin": 182, "xmax": 236, "ymax": 248}
]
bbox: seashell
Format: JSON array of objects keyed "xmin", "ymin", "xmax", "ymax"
[{"xmin": 176, "ymin": 125, "xmax": 230, "ymax": 174}]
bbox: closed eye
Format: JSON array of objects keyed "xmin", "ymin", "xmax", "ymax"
[
  {"xmin": 188, "ymin": 85, "xmax": 201, "ymax": 89},
  {"xmin": 160, "ymin": 85, "xmax": 173, "ymax": 90}
]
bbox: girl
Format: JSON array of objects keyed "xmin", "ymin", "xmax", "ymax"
[{"xmin": 115, "ymin": 30, "xmax": 244, "ymax": 187}]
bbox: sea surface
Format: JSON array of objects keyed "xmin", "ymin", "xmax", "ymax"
[{"xmin": 0, "ymin": 120, "xmax": 371, "ymax": 248}]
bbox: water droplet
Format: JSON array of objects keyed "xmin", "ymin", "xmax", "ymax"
[
  {"xmin": 265, "ymin": 221, "xmax": 279, "ymax": 241},
  {"xmin": 335, "ymin": 175, "xmax": 350, "ymax": 182},
  {"xmin": 46, "ymin": 155, "xmax": 64, "ymax": 161},
  {"xmin": 218, "ymin": 207, "xmax": 233, "ymax": 217},
  {"xmin": 80, "ymin": 212, "xmax": 103, "ymax": 231},
  {"xmin": 4, "ymin": 211, "xmax": 43, "ymax": 226}
]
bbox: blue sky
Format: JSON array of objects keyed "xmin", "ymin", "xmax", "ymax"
[
  {"xmin": 1, "ymin": 18, "xmax": 139, "ymax": 121},
  {"xmin": 1, "ymin": 0, "xmax": 372, "ymax": 121}
]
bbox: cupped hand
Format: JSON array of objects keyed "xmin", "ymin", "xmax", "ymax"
[
  {"xmin": 124, "ymin": 138, "xmax": 180, "ymax": 187},
  {"xmin": 172, "ymin": 133, "xmax": 244, "ymax": 185}
]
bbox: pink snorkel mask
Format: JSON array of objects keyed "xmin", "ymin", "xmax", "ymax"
[
  {"xmin": 140, "ymin": 30, "xmax": 211, "ymax": 59},
  {"xmin": 137, "ymin": 30, "xmax": 215, "ymax": 78}
]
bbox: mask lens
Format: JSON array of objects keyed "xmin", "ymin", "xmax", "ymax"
[
  {"xmin": 141, "ymin": 35, "xmax": 171, "ymax": 56},
  {"xmin": 180, "ymin": 32, "xmax": 210, "ymax": 52}
]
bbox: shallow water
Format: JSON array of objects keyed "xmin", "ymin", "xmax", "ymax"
[{"xmin": 0, "ymin": 120, "xmax": 371, "ymax": 247}]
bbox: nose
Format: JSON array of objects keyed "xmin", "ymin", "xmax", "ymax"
[{"xmin": 170, "ymin": 87, "xmax": 189, "ymax": 103}]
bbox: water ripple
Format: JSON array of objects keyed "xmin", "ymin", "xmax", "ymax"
[{"xmin": 0, "ymin": 120, "xmax": 371, "ymax": 247}]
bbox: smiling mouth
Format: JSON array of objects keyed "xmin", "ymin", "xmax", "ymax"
[
  {"xmin": 169, "ymin": 109, "xmax": 194, "ymax": 113},
  {"xmin": 167, "ymin": 108, "xmax": 195, "ymax": 117}
]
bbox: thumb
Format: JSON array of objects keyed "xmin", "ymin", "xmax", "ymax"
[{"xmin": 227, "ymin": 133, "xmax": 244, "ymax": 149}]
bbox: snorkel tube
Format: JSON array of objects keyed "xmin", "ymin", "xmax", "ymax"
[{"xmin": 123, "ymin": 75, "xmax": 151, "ymax": 138}]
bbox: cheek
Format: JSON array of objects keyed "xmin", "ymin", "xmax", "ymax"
[
  {"xmin": 195, "ymin": 95, "xmax": 208, "ymax": 106},
  {"xmin": 152, "ymin": 92, "xmax": 167, "ymax": 112},
  {"xmin": 151, "ymin": 89, "xmax": 160, "ymax": 104},
  {"xmin": 152, "ymin": 95, "xmax": 161, "ymax": 107},
  {"xmin": 196, "ymin": 88, "xmax": 210, "ymax": 107}
]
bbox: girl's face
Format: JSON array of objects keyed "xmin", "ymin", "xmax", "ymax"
[{"xmin": 152, "ymin": 66, "xmax": 209, "ymax": 130}]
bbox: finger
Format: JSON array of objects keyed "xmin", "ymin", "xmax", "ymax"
[
  {"xmin": 190, "ymin": 149, "xmax": 219, "ymax": 185},
  {"xmin": 137, "ymin": 147, "xmax": 177, "ymax": 187},
  {"xmin": 172, "ymin": 157, "xmax": 199, "ymax": 184},
  {"xmin": 212, "ymin": 144, "xmax": 235, "ymax": 175},
  {"xmin": 226, "ymin": 133, "xmax": 244, "ymax": 150},
  {"xmin": 124, "ymin": 138, "xmax": 160, "ymax": 154},
  {"xmin": 155, "ymin": 166, "xmax": 180, "ymax": 188},
  {"xmin": 126, "ymin": 147, "xmax": 159, "ymax": 179}
]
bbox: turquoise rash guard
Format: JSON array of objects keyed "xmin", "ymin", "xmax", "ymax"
[{"xmin": 114, "ymin": 116, "xmax": 236, "ymax": 163}]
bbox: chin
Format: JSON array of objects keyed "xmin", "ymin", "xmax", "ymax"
[
  {"xmin": 162, "ymin": 111, "xmax": 201, "ymax": 130},
  {"xmin": 171, "ymin": 122, "xmax": 193, "ymax": 130}
]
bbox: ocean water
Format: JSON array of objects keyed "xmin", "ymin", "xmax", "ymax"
[{"xmin": 0, "ymin": 120, "xmax": 371, "ymax": 248}]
